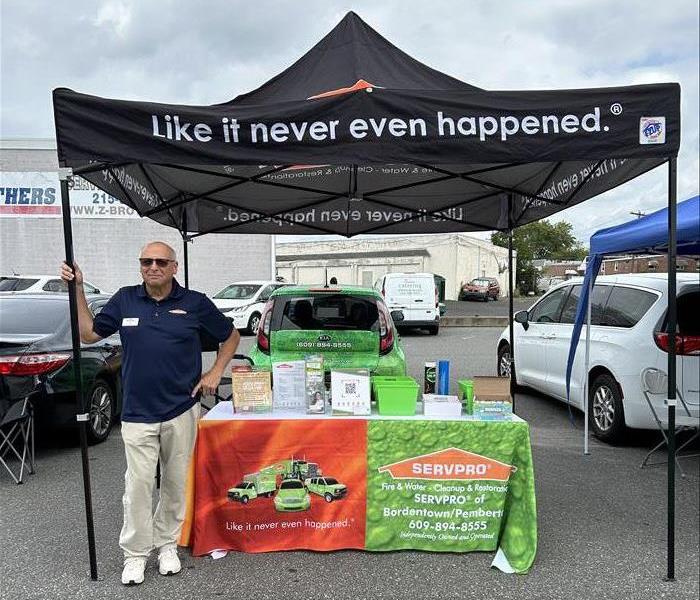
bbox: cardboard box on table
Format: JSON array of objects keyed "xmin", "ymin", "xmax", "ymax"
[
  {"xmin": 422, "ymin": 394, "xmax": 462, "ymax": 418},
  {"xmin": 472, "ymin": 376, "xmax": 513, "ymax": 420}
]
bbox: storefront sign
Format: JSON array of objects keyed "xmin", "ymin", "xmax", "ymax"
[{"xmin": 0, "ymin": 172, "xmax": 138, "ymax": 218}]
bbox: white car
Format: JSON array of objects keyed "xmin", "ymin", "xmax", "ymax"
[
  {"xmin": 211, "ymin": 280, "xmax": 288, "ymax": 334},
  {"xmin": 497, "ymin": 274, "xmax": 699, "ymax": 443},
  {"xmin": 0, "ymin": 275, "xmax": 105, "ymax": 295},
  {"xmin": 374, "ymin": 272, "xmax": 440, "ymax": 335}
]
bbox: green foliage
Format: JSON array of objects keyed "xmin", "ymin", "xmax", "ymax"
[{"xmin": 492, "ymin": 220, "xmax": 588, "ymax": 293}]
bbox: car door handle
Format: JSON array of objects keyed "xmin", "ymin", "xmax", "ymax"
[{"xmin": 539, "ymin": 333, "xmax": 556, "ymax": 339}]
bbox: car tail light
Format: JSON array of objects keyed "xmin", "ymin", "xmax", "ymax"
[
  {"xmin": 653, "ymin": 332, "xmax": 700, "ymax": 356},
  {"xmin": 257, "ymin": 300, "xmax": 274, "ymax": 354},
  {"xmin": 435, "ymin": 285, "xmax": 439, "ymax": 308},
  {"xmin": 0, "ymin": 353, "xmax": 71, "ymax": 376},
  {"xmin": 377, "ymin": 303, "xmax": 394, "ymax": 355}
]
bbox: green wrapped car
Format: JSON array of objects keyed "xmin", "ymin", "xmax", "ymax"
[
  {"xmin": 305, "ymin": 476, "xmax": 347, "ymax": 502},
  {"xmin": 249, "ymin": 285, "xmax": 406, "ymax": 376},
  {"xmin": 274, "ymin": 478, "xmax": 311, "ymax": 512}
]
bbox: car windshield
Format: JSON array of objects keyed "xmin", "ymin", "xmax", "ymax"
[
  {"xmin": 0, "ymin": 277, "xmax": 39, "ymax": 291},
  {"xmin": 324, "ymin": 478, "xmax": 338, "ymax": 485},
  {"xmin": 280, "ymin": 480, "xmax": 303, "ymax": 490},
  {"xmin": 276, "ymin": 295, "xmax": 379, "ymax": 331},
  {"xmin": 471, "ymin": 279, "xmax": 490, "ymax": 286},
  {"xmin": 214, "ymin": 284, "xmax": 261, "ymax": 300},
  {"xmin": 0, "ymin": 298, "xmax": 67, "ymax": 335},
  {"xmin": 234, "ymin": 482, "xmax": 246, "ymax": 488}
]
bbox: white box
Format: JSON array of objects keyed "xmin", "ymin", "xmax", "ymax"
[
  {"xmin": 422, "ymin": 394, "xmax": 462, "ymax": 418},
  {"xmin": 272, "ymin": 361, "xmax": 306, "ymax": 411},
  {"xmin": 331, "ymin": 369, "xmax": 371, "ymax": 416}
]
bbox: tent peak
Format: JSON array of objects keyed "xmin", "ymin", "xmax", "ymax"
[{"xmin": 229, "ymin": 11, "xmax": 478, "ymax": 105}]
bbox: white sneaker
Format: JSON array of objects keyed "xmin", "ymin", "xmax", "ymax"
[
  {"xmin": 121, "ymin": 557, "xmax": 146, "ymax": 585},
  {"xmin": 158, "ymin": 547, "xmax": 181, "ymax": 576}
]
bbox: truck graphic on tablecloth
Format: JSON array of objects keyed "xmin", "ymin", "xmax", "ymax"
[{"xmin": 227, "ymin": 457, "xmax": 338, "ymax": 509}]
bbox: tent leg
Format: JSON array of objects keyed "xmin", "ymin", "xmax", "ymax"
[
  {"xmin": 60, "ymin": 169, "xmax": 99, "ymax": 581},
  {"xmin": 507, "ymin": 195, "xmax": 516, "ymax": 414},
  {"xmin": 182, "ymin": 209, "xmax": 189, "ymax": 290},
  {"xmin": 584, "ymin": 274, "xmax": 591, "ymax": 455},
  {"xmin": 666, "ymin": 157, "xmax": 677, "ymax": 581}
]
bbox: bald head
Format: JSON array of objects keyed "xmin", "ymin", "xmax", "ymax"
[{"xmin": 140, "ymin": 241, "xmax": 176, "ymax": 261}]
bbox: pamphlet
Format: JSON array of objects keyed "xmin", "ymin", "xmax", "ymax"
[
  {"xmin": 305, "ymin": 355, "xmax": 326, "ymax": 414},
  {"xmin": 331, "ymin": 369, "xmax": 371, "ymax": 416},
  {"xmin": 272, "ymin": 361, "xmax": 306, "ymax": 411},
  {"xmin": 231, "ymin": 370, "xmax": 272, "ymax": 413}
]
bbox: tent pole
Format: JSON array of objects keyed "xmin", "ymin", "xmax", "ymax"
[
  {"xmin": 666, "ymin": 157, "xmax": 677, "ymax": 581},
  {"xmin": 584, "ymin": 273, "xmax": 591, "ymax": 455},
  {"xmin": 59, "ymin": 168, "xmax": 99, "ymax": 580},
  {"xmin": 507, "ymin": 194, "xmax": 516, "ymax": 413},
  {"xmin": 182, "ymin": 209, "xmax": 189, "ymax": 289}
]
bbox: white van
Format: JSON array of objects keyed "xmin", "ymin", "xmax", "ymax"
[
  {"xmin": 496, "ymin": 273, "xmax": 699, "ymax": 443},
  {"xmin": 375, "ymin": 273, "xmax": 440, "ymax": 335}
]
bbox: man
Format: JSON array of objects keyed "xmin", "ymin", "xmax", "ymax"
[{"xmin": 61, "ymin": 241, "xmax": 240, "ymax": 586}]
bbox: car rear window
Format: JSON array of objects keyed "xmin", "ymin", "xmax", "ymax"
[
  {"xmin": 274, "ymin": 295, "xmax": 379, "ymax": 331},
  {"xmin": 0, "ymin": 298, "xmax": 67, "ymax": 334},
  {"xmin": 603, "ymin": 286, "xmax": 657, "ymax": 328},
  {"xmin": 677, "ymin": 291, "xmax": 700, "ymax": 335},
  {"xmin": 0, "ymin": 277, "xmax": 39, "ymax": 291},
  {"xmin": 214, "ymin": 284, "xmax": 261, "ymax": 300}
]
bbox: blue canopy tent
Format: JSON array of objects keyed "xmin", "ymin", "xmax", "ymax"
[{"xmin": 565, "ymin": 194, "xmax": 699, "ymax": 578}]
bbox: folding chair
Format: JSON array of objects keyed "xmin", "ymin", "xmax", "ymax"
[
  {"xmin": 640, "ymin": 368, "xmax": 699, "ymax": 478},
  {"xmin": 0, "ymin": 397, "xmax": 35, "ymax": 484}
]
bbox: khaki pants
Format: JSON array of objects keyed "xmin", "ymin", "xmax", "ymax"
[{"xmin": 119, "ymin": 403, "xmax": 199, "ymax": 559}]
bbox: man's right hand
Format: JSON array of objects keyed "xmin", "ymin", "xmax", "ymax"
[{"xmin": 61, "ymin": 261, "xmax": 84, "ymax": 286}]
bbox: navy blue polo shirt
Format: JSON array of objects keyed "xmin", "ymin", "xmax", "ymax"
[{"xmin": 93, "ymin": 279, "xmax": 233, "ymax": 423}]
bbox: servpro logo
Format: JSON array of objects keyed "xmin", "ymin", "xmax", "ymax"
[{"xmin": 378, "ymin": 448, "xmax": 516, "ymax": 482}]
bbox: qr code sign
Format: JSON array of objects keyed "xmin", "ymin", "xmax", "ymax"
[{"xmin": 344, "ymin": 382, "xmax": 357, "ymax": 396}]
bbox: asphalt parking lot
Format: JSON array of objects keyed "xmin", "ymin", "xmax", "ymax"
[
  {"xmin": 443, "ymin": 297, "xmax": 534, "ymax": 318},
  {"xmin": 1, "ymin": 328, "xmax": 698, "ymax": 600}
]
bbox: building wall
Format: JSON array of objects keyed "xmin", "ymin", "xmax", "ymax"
[
  {"xmin": 1, "ymin": 140, "xmax": 272, "ymax": 296},
  {"xmin": 600, "ymin": 254, "xmax": 700, "ymax": 275},
  {"xmin": 277, "ymin": 234, "xmax": 514, "ymax": 299}
]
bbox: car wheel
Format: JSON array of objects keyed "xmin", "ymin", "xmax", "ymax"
[
  {"xmin": 324, "ymin": 493, "xmax": 334, "ymax": 503},
  {"xmin": 241, "ymin": 495, "xmax": 249, "ymax": 504},
  {"xmin": 497, "ymin": 344, "xmax": 513, "ymax": 379},
  {"xmin": 589, "ymin": 373, "xmax": 626, "ymax": 444},
  {"xmin": 86, "ymin": 379, "xmax": 114, "ymax": 444},
  {"xmin": 246, "ymin": 312, "xmax": 261, "ymax": 335},
  {"xmin": 429, "ymin": 325, "xmax": 439, "ymax": 336}
]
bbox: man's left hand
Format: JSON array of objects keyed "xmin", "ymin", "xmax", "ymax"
[{"xmin": 192, "ymin": 368, "xmax": 222, "ymax": 398}]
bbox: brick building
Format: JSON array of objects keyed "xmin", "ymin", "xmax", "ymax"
[{"xmin": 600, "ymin": 254, "xmax": 700, "ymax": 275}]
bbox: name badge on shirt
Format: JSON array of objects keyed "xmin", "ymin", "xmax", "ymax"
[{"xmin": 122, "ymin": 318, "xmax": 139, "ymax": 327}]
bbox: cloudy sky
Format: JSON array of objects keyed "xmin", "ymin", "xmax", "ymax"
[{"xmin": 1, "ymin": 0, "xmax": 698, "ymax": 244}]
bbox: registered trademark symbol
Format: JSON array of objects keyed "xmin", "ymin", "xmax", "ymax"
[{"xmin": 610, "ymin": 103, "xmax": 623, "ymax": 116}]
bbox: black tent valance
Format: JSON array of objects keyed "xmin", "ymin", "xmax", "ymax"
[{"xmin": 53, "ymin": 12, "xmax": 679, "ymax": 237}]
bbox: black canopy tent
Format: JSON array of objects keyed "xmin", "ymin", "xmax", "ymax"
[{"xmin": 52, "ymin": 12, "xmax": 682, "ymax": 581}]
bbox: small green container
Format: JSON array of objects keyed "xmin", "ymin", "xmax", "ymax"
[
  {"xmin": 458, "ymin": 379, "xmax": 474, "ymax": 415},
  {"xmin": 375, "ymin": 381, "xmax": 419, "ymax": 416},
  {"xmin": 371, "ymin": 375, "xmax": 415, "ymax": 396}
]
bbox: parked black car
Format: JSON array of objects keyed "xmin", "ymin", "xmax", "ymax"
[{"xmin": 0, "ymin": 294, "xmax": 122, "ymax": 444}]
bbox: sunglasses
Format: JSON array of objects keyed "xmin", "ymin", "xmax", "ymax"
[{"xmin": 139, "ymin": 258, "xmax": 175, "ymax": 267}]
